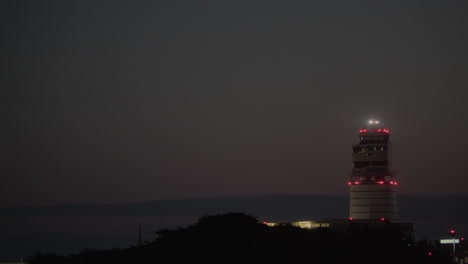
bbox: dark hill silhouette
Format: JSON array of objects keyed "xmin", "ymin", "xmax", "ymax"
[
  {"xmin": 27, "ymin": 212, "xmax": 449, "ymax": 264},
  {"xmin": 1, "ymin": 195, "xmax": 467, "ymax": 262}
]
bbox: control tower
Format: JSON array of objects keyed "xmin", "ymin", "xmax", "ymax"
[{"xmin": 348, "ymin": 120, "xmax": 398, "ymax": 221}]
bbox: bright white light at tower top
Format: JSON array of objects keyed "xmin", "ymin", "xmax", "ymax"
[{"xmin": 368, "ymin": 120, "xmax": 380, "ymax": 125}]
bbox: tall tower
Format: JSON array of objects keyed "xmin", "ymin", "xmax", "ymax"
[{"xmin": 349, "ymin": 120, "xmax": 398, "ymax": 221}]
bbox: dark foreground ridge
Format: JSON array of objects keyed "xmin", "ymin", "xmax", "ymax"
[
  {"xmin": 28, "ymin": 212, "xmax": 450, "ymax": 264},
  {"xmin": 2, "ymin": 195, "xmax": 468, "ymax": 262}
]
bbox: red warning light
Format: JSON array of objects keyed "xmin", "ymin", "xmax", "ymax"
[
  {"xmin": 349, "ymin": 217, "xmax": 353, "ymax": 221},
  {"xmin": 381, "ymin": 217, "xmax": 385, "ymax": 221},
  {"xmin": 449, "ymin": 230, "xmax": 457, "ymax": 238},
  {"xmin": 428, "ymin": 252, "xmax": 432, "ymax": 256}
]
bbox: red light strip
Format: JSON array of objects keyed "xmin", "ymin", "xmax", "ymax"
[
  {"xmin": 348, "ymin": 181, "xmax": 398, "ymax": 185},
  {"xmin": 358, "ymin": 129, "xmax": 390, "ymax": 133}
]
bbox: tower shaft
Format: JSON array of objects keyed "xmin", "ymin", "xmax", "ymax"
[{"xmin": 349, "ymin": 121, "xmax": 398, "ymax": 220}]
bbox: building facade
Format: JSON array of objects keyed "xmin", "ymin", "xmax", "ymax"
[
  {"xmin": 263, "ymin": 120, "xmax": 414, "ymax": 240},
  {"xmin": 349, "ymin": 120, "xmax": 398, "ymax": 220}
]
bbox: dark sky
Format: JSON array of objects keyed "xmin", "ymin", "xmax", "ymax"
[{"xmin": 1, "ymin": 0, "xmax": 467, "ymax": 206}]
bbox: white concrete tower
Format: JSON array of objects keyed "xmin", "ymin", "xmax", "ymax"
[{"xmin": 348, "ymin": 120, "xmax": 398, "ymax": 221}]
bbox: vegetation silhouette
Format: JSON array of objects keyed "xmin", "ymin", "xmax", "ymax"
[{"xmin": 27, "ymin": 212, "xmax": 451, "ymax": 264}]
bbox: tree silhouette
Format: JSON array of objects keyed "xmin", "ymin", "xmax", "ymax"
[{"xmin": 27, "ymin": 212, "xmax": 450, "ymax": 264}]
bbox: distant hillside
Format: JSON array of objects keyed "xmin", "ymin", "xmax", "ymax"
[{"xmin": 0, "ymin": 195, "xmax": 467, "ymax": 262}]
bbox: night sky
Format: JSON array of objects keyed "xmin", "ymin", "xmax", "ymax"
[{"xmin": 1, "ymin": 0, "xmax": 467, "ymax": 207}]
